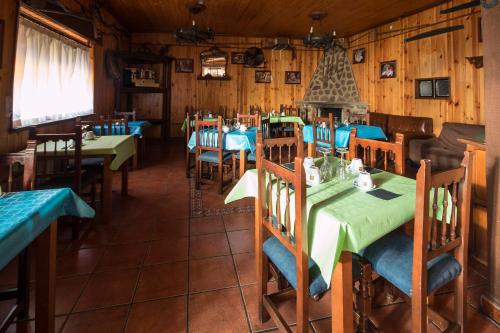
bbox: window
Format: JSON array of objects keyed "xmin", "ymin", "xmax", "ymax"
[{"xmin": 12, "ymin": 16, "xmax": 93, "ymax": 128}]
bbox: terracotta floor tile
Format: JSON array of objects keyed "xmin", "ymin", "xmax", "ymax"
[
  {"xmin": 190, "ymin": 233, "xmax": 230, "ymax": 259},
  {"xmin": 110, "ymin": 221, "xmax": 154, "ymax": 244},
  {"xmin": 96, "ymin": 243, "xmax": 148, "ymax": 271},
  {"xmin": 233, "ymin": 253, "xmax": 256, "ymax": 286},
  {"xmin": 190, "ymin": 256, "xmax": 238, "ymax": 293},
  {"xmin": 126, "ymin": 296, "xmax": 187, "ymax": 333},
  {"xmin": 223, "ymin": 213, "xmax": 254, "ymax": 231},
  {"xmin": 75, "ymin": 268, "xmax": 139, "ymax": 311},
  {"xmin": 227, "ymin": 229, "xmax": 254, "ymax": 254},
  {"xmin": 189, "ymin": 288, "xmax": 249, "ymax": 333},
  {"xmin": 6, "ymin": 316, "xmax": 66, "ymax": 333},
  {"xmin": 145, "ymin": 237, "xmax": 188, "ymax": 265},
  {"xmin": 56, "ymin": 248, "xmax": 103, "ymax": 277},
  {"xmin": 69, "ymin": 225, "xmax": 117, "ymax": 250},
  {"xmin": 190, "ymin": 215, "xmax": 226, "ymax": 235},
  {"xmin": 134, "ymin": 262, "xmax": 188, "ymax": 302},
  {"xmin": 62, "ymin": 306, "xmax": 128, "ymax": 333},
  {"xmin": 152, "ymin": 219, "xmax": 189, "ymax": 240}
]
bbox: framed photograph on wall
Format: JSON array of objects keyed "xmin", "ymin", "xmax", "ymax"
[
  {"xmin": 0, "ymin": 20, "xmax": 4, "ymax": 68},
  {"xmin": 255, "ymin": 70, "xmax": 272, "ymax": 83},
  {"xmin": 380, "ymin": 60, "xmax": 396, "ymax": 79},
  {"xmin": 175, "ymin": 58, "xmax": 194, "ymax": 73},
  {"xmin": 352, "ymin": 48, "xmax": 365, "ymax": 64},
  {"xmin": 284, "ymin": 71, "xmax": 301, "ymax": 84},
  {"xmin": 231, "ymin": 52, "xmax": 245, "ymax": 64}
]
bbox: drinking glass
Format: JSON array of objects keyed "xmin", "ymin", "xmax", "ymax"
[
  {"xmin": 318, "ymin": 147, "xmax": 334, "ymax": 182},
  {"xmin": 336, "ymin": 147, "xmax": 349, "ymax": 181}
]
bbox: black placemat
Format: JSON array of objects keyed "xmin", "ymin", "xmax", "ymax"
[
  {"xmin": 364, "ymin": 167, "xmax": 383, "ymax": 174},
  {"xmin": 282, "ymin": 162, "xmax": 295, "ymax": 171},
  {"xmin": 366, "ymin": 188, "xmax": 401, "ymax": 200}
]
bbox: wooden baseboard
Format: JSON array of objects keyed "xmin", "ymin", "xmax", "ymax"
[{"xmin": 480, "ymin": 294, "xmax": 500, "ymax": 325}]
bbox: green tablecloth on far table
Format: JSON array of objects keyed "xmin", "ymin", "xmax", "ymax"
[
  {"xmin": 267, "ymin": 115, "xmax": 305, "ymax": 126},
  {"xmin": 37, "ymin": 135, "xmax": 136, "ymax": 171},
  {"xmin": 225, "ymin": 160, "xmax": 448, "ymax": 289}
]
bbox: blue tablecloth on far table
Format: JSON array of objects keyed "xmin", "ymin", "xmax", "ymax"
[
  {"xmin": 94, "ymin": 121, "xmax": 152, "ymax": 138},
  {"xmin": 0, "ymin": 189, "xmax": 95, "ymax": 270},
  {"xmin": 187, "ymin": 127, "xmax": 257, "ymax": 152},
  {"xmin": 303, "ymin": 124, "xmax": 387, "ymax": 148}
]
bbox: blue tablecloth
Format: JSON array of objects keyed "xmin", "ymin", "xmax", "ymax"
[
  {"xmin": 187, "ymin": 127, "xmax": 257, "ymax": 152},
  {"xmin": 0, "ymin": 189, "xmax": 95, "ymax": 270},
  {"xmin": 303, "ymin": 124, "xmax": 387, "ymax": 148},
  {"xmin": 94, "ymin": 121, "xmax": 152, "ymax": 138}
]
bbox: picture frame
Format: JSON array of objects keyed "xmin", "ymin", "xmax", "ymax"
[
  {"xmin": 231, "ymin": 52, "xmax": 245, "ymax": 64},
  {"xmin": 284, "ymin": 71, "xmax": 301, "ymax": 84},
  {"xmin": 255, "ymin": 70, "xmax": 272, "ymax": 83},
  {"xmin": 0, "ymin": 20, "xmax": 4, "ymax": 69},
  {"xmin": 380, "ymin": 60, "xmax": 396, "ymax": 79},
  {"xmin": 352, "ymin": 48, "xmax": 365, "ymax": 64},
  {"xmin": 175, "ymin": 58, "xmax": 194, "ymax": 73}
]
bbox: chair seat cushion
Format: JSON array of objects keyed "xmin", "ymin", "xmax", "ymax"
[
  {"xmin": 263, "ymin": 236, "xmax": 362, "ymax": 297},
  {"xmin": 234, "ymin": 151, "xmax": 256, "ymax": 162},
  {"xmin": 360, "ymin": 231, "xmax": 462, "ymax": 296},
  {"xmin": 199, "ymin": 151, "xmax": 232, "ymax": 163}
]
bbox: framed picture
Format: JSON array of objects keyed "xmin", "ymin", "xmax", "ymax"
[
  {"xmin": 255, "ymin": 70, "xmax": 272, "ymax": 83},
  {"xmin": 231, "ymin": 52, "xmax": 245, "ymax": 64},
  {"xmin": 284, "ymin": 71, "xmax": 301, "ymax": 84},
  {"xmin": 175, "ymin": 58, "xmax": 194, "ymax": 73},
  {"xmin": 380, "ymin": 60, "xmax": 396, "ymax": 79},
  {"xmin": 416, "ymin": 79, "xmax": 434, "ymax": 98},
  {"xmin": 352, "ymin": 48, "xmax": 365, "ymax": 64},
  {"xmin": 0, "ymin": 20, "xmax": 4, "ymax": 68}
]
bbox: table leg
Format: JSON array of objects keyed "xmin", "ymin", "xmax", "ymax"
[
  {"xmin": 331, "ymin": 251, "xmax": 354, "ymax": 333},
  {"xmin": 35, "ymin": 222, "xmax": 57, "ymax": 333},
  {"xmin": 308, "ymin": 143, "xmax": 315, "ymax": 158},
  {"xmin": 121, "ymin": 159, "xmax": 129, "ymax": 196},
  {"xmin": 102, "ymin": 156, "xmax": 113, "ymax": 222},
  {"xmin": 239, "ymin": 149, "xmax": 246, "ymax": 179},
  {"xmin": 133, "ymin": 137, "xmax": 139, "ymax": 170}
]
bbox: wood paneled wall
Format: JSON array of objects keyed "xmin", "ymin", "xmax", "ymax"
[
  {"xmin": 348, "ymin": 0, "xmax": 484, "ymax": 134},
  {"xmin": 0, "ymin": 0, "xmax": 123, "ymax": 154},
  {"xmin": 131, "ymin": 34, "xmax": 323, "ymax": 138}
]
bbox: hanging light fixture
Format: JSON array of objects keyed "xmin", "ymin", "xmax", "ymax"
[
  {"xmin": 303, "ymin": 11, "xmax": 336, "ymax": 49},
  {"xmin": 175, "ymin": 0, "xmax": 215, "ymax": 44}
]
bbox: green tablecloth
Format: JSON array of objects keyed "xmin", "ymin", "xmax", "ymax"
[
  {"xmin": 268, "ymin": 116, "xmax": 305, "ymax": 126},
  {"xmin": 37, "ymin": 135, "xmax": 136, "ymax": 171},
  {"xmin": 225, "ymin": 161, "xmax": 448, "ymax": 288}
]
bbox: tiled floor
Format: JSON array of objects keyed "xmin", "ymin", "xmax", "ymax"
[{"xmin": 0, "ymin": 141, "xmax": 498, "ymax": 332}]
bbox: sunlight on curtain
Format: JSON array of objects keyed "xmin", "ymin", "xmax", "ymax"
[{"xmin": 12, "ymin": 17, "xmax": 93, "ymax": 128}]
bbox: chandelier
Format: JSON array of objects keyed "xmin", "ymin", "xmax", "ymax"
[
  {"xmin": 303, "ymin": 11, "xmax": 336, "ymax": 49},
  {"xmin": 175, "ymin": 1, "xmax": 215, "ymax": 44}
]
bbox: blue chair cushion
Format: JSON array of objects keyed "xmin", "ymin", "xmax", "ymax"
[
  {"xmin": 263, "ymin": 236, "xmax": 362, "ymax": 297},
  {"xmin": 360, "ymin": 231, "xmax": 462, "ymax": 296},
  {"xmin": 199, "ymin": 151, "xmax": 232, "ymax": 163},
  {"xmin": 234, "ymin": 151, "xmax": 256, "ymax": 162}
]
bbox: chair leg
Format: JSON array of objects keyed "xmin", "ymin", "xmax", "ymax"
[
  {"xmin": 296, "ymin": 276, "xmax": 309, "ymax": 333},
  {"xmin": 186, "ymin": 151, "xmax": 191, "ymax": 178},
  {"xmin": 90, "ymin": 182, "xmax": 96, "ymax": 207},
  {"xmin": 196, "ymin": 159, "xmax": 201, "ymax": 190},
  {"xmin": 232, "ymin": 155, "xmax": 236, "ymax": 182},
  {"xmin": 358, "ymin": 262, "xmax": 373, "ymax": 333},
  {"xmin": 454, "ymin": 271, "xmax": 467, "ymax": 333},
  {"xmin": 17, "ymin": 249, "xmax": 30, "ymax": 320},
  {"xmin": 218, "ymin": 162, "xmax": 223, "ymax": 194},
  {"xmin": 259, "ymin": 254, "xmax": 270, "ymax": 323}
]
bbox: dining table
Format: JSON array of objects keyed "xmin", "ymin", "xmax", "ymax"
[
  {"xmin": 0, "ymin": 188, "xmax": 94, "ymax": 332},
  {"xmin": 36, "ymin": 135, "xmax": 136, "ymax": 222},
  {"xmin": 225, "ymin": 158, "xmax": 448, "ymax": 333},
  {"xmin": 302, "ymin": 124, "xmax": 387, "ymax": 154},
  {"xmin": 187, "ymin": 127, "xmax": 257, "ymax": 178}
]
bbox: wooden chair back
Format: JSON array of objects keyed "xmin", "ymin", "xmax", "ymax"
[
  {"xmin": 237, "ymin": 113, "xmax": 259, "ymax": 128},
  {"xmin": 349, "ymin": 128, "xmax": 405, "ymax": 175},
  {"xmin": 114, "ymin": 110, "xmax": 136, "ymax": 121},
  {"xmin": 311, "ymin": 113, "xmax": 335, "ymax": 155},
  {"xmin": 29, "ymin": 126, "xmax": 83, "ymax": 194},
  {"xmin": 280, "ymin": 104, "xmax": 299, "ymax": 117},
  {"xmin": 257, "ymin": 126, "xmax": 304, "ymax": 165},
  {"xmin": 259, "ymin": 116, "xmax": 271, "ymax": 140},
  {"xmin": 195, "ymin": 115, "xmax": 223, "ymax": 153},
  {"xmin": 0, "ymin": 141, "xmax": 37, "ymax": 192},
  {"xmin": 77, "ymin": 117, "xmax": 129, "ymax": 136},
  {"xmin": 411, "ymin": 152, "xmax": 473, "ymax": 332}
]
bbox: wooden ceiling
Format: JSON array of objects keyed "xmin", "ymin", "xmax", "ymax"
[{"xmin": 103, "ymin": 0, "xmax": 450, "ymax": 38}]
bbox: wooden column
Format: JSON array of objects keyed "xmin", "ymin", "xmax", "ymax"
[{"xmin": 481, "ymin": 3, "xmax": 500, "ymax": 325}]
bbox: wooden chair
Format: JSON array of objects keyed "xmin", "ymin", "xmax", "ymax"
[
  {"xmin": 258, "ymin": 124, "xmax": 303, "ymax": 165},
  {"xmin": 185, "ymin": 111, "xmax": 197, "ymax": 177},
  {"xmin": 195, "ymin": 115, "xmax": 232, "ymax": 194},
  {"xmin": 310, "ymin": 113, "xmax": 335, "ymax": 156},
  {"xmin": 361, "ymin": 152, "xmax": 473, "ymax": 333},
  {"xmin": 78, "ymin": 117, "xmax": 129, "ymax": 136},
  {"xmin": 0, "ymin": 141, "xmax": 37, "ymax": 331},
  {"xmin": 237, "ymin": 113, "xmax": 259, "ymax": 128},
  {"xmin": 114, "ymin": 109, "xmax": 136, "ymax": 121},
  {"xmin": 29, "ymin": 125, "xmax": 96, "ymax": 239},
  {"xmin": 348, "ymin": 127, "xmax": 405, "ymax": 176},
  {"xmin": 255, "ymin": 133, "xmax": 373, "ymax": 333}
]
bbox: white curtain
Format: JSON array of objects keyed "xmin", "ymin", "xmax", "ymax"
[{"xmin": 13, "ymin": 17, "xmax": 93, "ymax": 128}]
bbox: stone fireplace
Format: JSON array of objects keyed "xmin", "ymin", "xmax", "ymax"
[{"xmin": 298, "ymin": 40, "xmax": 367, "ymax": 123}]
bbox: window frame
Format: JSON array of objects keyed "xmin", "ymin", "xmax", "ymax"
[{"xmin": 9, "ymin": 3, "xmax": 95, "ymax": 132}]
